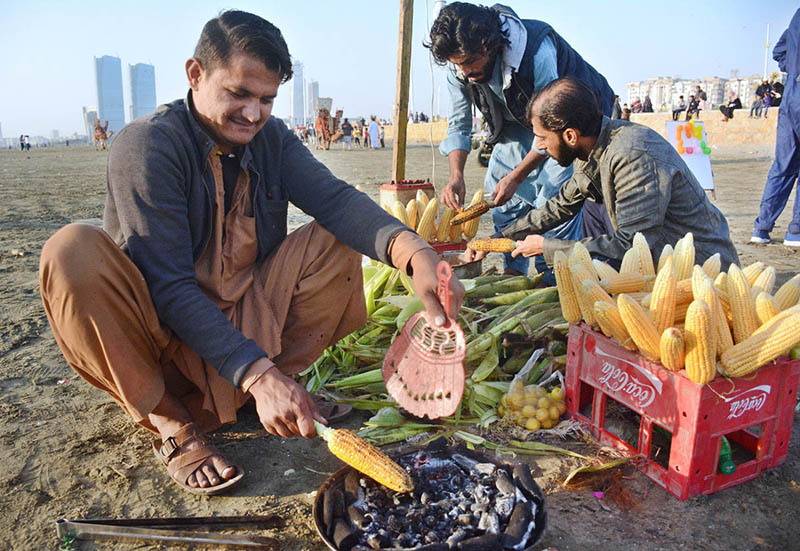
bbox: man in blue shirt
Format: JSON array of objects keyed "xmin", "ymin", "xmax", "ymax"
[
  {"xmin": 426, "ymin": 2, "xmax": 615, "ymax": 274},
  {"xmin": 751, "ymin": 8, "xmax": 800, "ymax": 247}
]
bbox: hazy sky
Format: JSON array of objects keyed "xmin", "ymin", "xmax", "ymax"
[{"xmin": 1, "ymin": 0, "xmax": 797, "ymax": 138}]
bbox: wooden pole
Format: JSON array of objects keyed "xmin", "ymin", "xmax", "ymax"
[{"xmin": 392, "ymin": 0, "xmax": 413, "ymax": 182}]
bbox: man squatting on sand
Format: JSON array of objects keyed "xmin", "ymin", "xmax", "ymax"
[
  {"xmin": 39, "ymin": 11, "xmax": 464, "ymax": 494},
  {"xmin": 468, "ymin": 78, "xmax": 740, "ymax": 271}
]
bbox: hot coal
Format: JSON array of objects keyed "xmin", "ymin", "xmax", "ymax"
[{"xmin": 327, "ymin": 443, "xmax": 545, "ymax": 550}]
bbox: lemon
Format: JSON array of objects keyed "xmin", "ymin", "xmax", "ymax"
[
  {"xmin": 509, "ymin": 393, "xmax": 525, "ymax": 408},
  {"xmin": 550, "ymin": 386, "xmax": 565, "ymax": 401},
  {"xmin": 521, "ymin": 405, "xmax": 537, "ymax": 418},
  {"xmin": 556, "ymin": 401, "xmax": 567, "ymax": 415},
  {"xmin": 541, "ymin": 418, "xmax": 554, "ymax": 430},
  {"xmin": 535, "ymin": 408, "xmax": 549, "ymax": 422},
  {"xmin": 537, "ymin": 396, "xmax": 551, "ymax": 409},
  {"xmin": 548, "ymin": 405, "xmax": 561, "ymax": 421},
  {"xmin": 525, "ymin": 418, "xmax": 541, "ymax": 431}
]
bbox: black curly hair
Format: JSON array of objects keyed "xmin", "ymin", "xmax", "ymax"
[{"xmin": 424, "ymin": 2, "xmax": 509, "ymax": 65}]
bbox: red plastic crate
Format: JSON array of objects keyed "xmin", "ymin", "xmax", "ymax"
[
  {"xmin": 430, "ymin": 241, "xmax": 468, "ymax": 253},
  {"xmin": 565, "ymin": 323, "xmax": 800, "ymax": 500}
]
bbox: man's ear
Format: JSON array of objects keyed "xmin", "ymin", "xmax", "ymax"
[
  {"xmin": 185, "ymin": 58, "xmax": 205, "ymax": 91},
  {"xmin": 562, "ymin": 128, "xmax": 580, "ymax": 147}
]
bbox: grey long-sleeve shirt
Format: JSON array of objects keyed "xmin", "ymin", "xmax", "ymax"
[
  {"xmin": 104, "ymin": 94, "xmax": 408, "ymax": 387},
  {"xmin": 501, "ymin": 117, "xmax": 740, "ymax": 270}
]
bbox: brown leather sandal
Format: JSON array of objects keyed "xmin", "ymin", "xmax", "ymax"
[{"xmin": 152, "ymin": 423, "xmax": 244, "ymax": 495}]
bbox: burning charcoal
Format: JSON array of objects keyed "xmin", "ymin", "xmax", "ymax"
[
  {"xmin": 424, "ymin": 515, "xmax": 438, "ymax": 528},
  {"xmin": 512, "ymin": 464, "xmax": 540, "ymax": 502},
  {"xmin": 347, "ymin": 505, "xmax": 370, "ymax": 530},
  {"xmin": 495, "ymin": 469, "xmax": 515, "ymax": 496},
  {"xmin": 424, "ymin": 531, "xmax": 441, "ymax": 544},
  {"xmin": 493, "ymin": 494, "xmax": 515, "ymax": 519},
  {"xmin": 434, "ymin": 498, "xmax": 451, "ymax": 509},
  {"xmin": 457, "ymin": 533, "xmax": 501, "ymax": 551},
  {"xmin": 322, "ymin": 487, "xmax": 339, "ymax": 539},
  {"xmin": 345, "ymin": 471, "xmax": 365, "ymax": 505},
  {"xmin": 420, "ymin": 492, "xmax": 431, "ymax": 505},
  {"xmin": 365, "ymin": 511, "xmax": 384, "ymax": 525},
  {"xmin": 332, "ymin": 518, "xmax": 359, "ymax": 551},
  {"xmin": 478, "ymin": 511, "xmax": 500, "ymax": 534},
  {"xmin": 449, "ymin": 474, "xmax": 464, "ymax": 490},
  {"xmin": 415, "ymin": 544, "xmax": 449, "ymax": 551},
  {"xmin": 365, "ymin": 532, "xmax": 385, "ymax": 550},
  {"xmin": 457, "ymin": 501, "xmax": 469, "ymax": 513},
  {"xmin": 451, "ymin": 454, "xmax": 478, "ymax": 472},
  {"xmin": 474, "ymin": 463, "xmax": 496, "ymax": 476},
  {"xmin": 457, "ymin": 513, "xmax": 472, "ymax": 526},
  {"xmin": 387, "ymin": 514, "xmax": 401, "ymax": 531},
  {"xmin": 446, "ymin": 528, "xmax": 467, "ymax": 548},
  {"xmin": 502, "ymin": 502, "xmax": 535, "ymax": 550},
  {"xmin": 469, "ymin": 502, "xmax": 487, "ymax": 514},
  {"xmin": 394, "ymin": 533, "xmax": 412, "ymax": 547}
]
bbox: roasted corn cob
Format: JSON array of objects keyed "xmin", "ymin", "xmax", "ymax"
[
  {"xmin": 462, "ymin": 190, "xmax": 485, "ymax": 239},
  {"xmin": 467, "ymin": 238, "xmax": 516, "ymax": 253},
  {"xmin": 450, "ymin": 199, "xmax": 493, "ymax": 226},
  {"xmin": 315, "ymin": 421, "xmax": 413, "ymax": 493}
]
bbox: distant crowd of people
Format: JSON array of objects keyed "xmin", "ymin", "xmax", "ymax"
[
  {"xmin": 408, "ymin": 111, "xmax": 429, "ymax": 123},
  {"xmin": 611, "ymin": 93, "xmax": 653, "ymax": 120},
  {"xmin": 338, "ymin": 116, "xmax": 385, "ymax": 150},
  {"xmin": 19, "ymin": 134, "xmax": 31, "ymax": 151}
]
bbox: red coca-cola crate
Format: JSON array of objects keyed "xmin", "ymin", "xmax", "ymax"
[{"xmin": 565, "ymin": 323, "xmax": 800, "ymax": 501}]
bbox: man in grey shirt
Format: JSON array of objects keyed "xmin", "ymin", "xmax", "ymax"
[
  {"xmin": 470, "ymin": 77, "xmax": 739, "ymax": 271},
  {"xmin": 39, "ymin": 10, "xmax": 462, "ymax": 495}
]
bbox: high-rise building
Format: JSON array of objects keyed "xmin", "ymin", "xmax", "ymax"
[
  {"xmin": 94, "ymin": 55, "xmax": 125, "ymax": 139},
  {"xmin": 51, "ymin": 129, "xmax": 60, "ymax": 140},
  {"xmin": 129, "ymin": 63, "xmax": 157, "ymax": 121},
  {"xmin": 291, "ymin": 61, "xmax": 304, "ymax": 127},
  {"xmin": 307, "ymin": 80, "xmax": 319, "ymax": 121},
  {"xmin": 83, "ymin": 106, "xmax": 99, "ymax": 143}
]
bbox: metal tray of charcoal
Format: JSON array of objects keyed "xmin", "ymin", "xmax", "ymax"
[{"xmin": 313, "ymin": 438, "xmax": 547, "ymax": 551}]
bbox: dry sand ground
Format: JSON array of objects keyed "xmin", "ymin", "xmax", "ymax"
[{"xmin": 1, "ymin": 142, "xmax": 799, "ymax": 551}]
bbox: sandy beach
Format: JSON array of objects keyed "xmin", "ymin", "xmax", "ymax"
[{"xmin": 1, "ymin": 142, "xmax": 798, "ymax": 550}]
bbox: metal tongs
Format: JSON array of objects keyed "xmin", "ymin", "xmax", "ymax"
[{"xmin": 56, "ymin": 514, "xmax": 283, "ymax": 549}]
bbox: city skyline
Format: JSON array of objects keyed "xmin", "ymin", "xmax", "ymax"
[
  {"xmin": 0, "ymin": 1, "xmax": 796, "ymax": 137},
  {"xmin": 94, "ymin": 55, "xmax": 125, "ymax": 139},
  {"xmin": 129, "ymin": 63, "xmax": 157, "ymax": 122}
]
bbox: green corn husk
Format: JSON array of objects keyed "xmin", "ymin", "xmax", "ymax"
[
  {"xmin": 481, "ymin": 285, "xmax": 556, "ymax": 306},
  {"xmin": 466, "ymin": 275, "xmax": 541, "ymax": 299}
]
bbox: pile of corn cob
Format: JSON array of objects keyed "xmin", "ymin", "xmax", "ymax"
[
  {"xmin": 554, "ymin": 233, "xmax": 800, "ymax": 384},
  {"xmin": 387, "ymin": 189, "xmax": 486, "ymax": 243}
]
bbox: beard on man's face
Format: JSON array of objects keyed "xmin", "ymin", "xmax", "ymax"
[
  {"xmin": 466, "ymin": 55, "xmax": 496, "ymax": 83},
  {"xmin": 552, "ymin": 137, "xmax": 581, "ymax": 167}
]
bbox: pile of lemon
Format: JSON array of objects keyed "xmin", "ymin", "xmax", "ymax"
[{"xmin": 498, "ymin": 379, "xmax": 566, "ymax": 431}]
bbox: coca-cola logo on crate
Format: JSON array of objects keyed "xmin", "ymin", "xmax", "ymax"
[
  {"xmin": 595, "ymin": 347, "xmax": 663, "ymax": 408},
  {"xmin": 723, "ymin": 385, "xmax": 771, "ymax": 419}
]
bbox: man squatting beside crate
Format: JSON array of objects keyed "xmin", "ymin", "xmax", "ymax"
[{"xmin": 467, "ymin": 77, "xmax": 740, "ymax": 271}]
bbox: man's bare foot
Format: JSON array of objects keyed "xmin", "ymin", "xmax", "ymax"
[{"xmin": 148, "ymin": 391, "xmax": 237, "ymax": 489}]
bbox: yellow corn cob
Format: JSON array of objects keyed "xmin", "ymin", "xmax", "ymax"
[
  {"xmin": 773, "ymin": 274, "xmax": 800, "ymax": 310},
  {"xmin": 448, "ymin": 217, "xmax": 463, "ymax": 242},
  {"xmin": 673, "ymin": 301, "xmax": 691, "ymax": 323},
  {"xmin": 657, "ymin": 244, "xmax": 673, "ymax": 274},
  {"xmin": 675, "ymin": 278, "xmax": 694, "ymax": 304},
  {"xmin": 553, "ymin": 250, "xmax": 582, "ymax": 323},
  {"xmin": 450, "ymin": 199, "xmax": 492, "ymax": 226},
  {"xmin": 570, "ymin": 264, "xmax": 598, "ymax": 325},
  {"xmin": 600, "ymin": 273, "xmax": 649, "ymax": 294},
  {"xmin": 714, "ymin": 272, "xmax": 728, "ymax": 292},
  {"xmin": 702, "ymin": 253, "xmax": 721, "ymax": 279},
  {"xmin": 569, "ymin": 242, "xmax": 598, "ymax": 283},
  {"xmin": 594, "ymin": 301, "xmax": 637, "ymax": 350},
  {"xmin": 714, "ymin": 272, "xmax": 732, "ymax": 321},
  {"xmin": 641, "ymin": 292, "xmax": 652, "ymax": 308},
  {"xmin": 415, "ymin": 189, "xmax": 430, "ymax": 210},
  {"xmin": 673, "ymin": 233, "xmax": 695, "ymax": 280},
  {"xmin": 462, "ymin": 190, "xmax": 485, "ymax": 239},
  {"xmin": 619, "ymin": 248, "xmax": 641, "ymax": 275},
  {"xmin": 751, "ymin": 266, "xmax": 776, "ymax": 297},
  {"xmin": 695, "ymin": 278, "xmax": 720, "ymax": 359},
  {"xmin": 315, "ymin": 422, "xmax": 413, "ymax": 493},
  {"xmin": 436, "ymin": 208, "xmax": 456, "ymax": 242},
  {"xmin": 727, "ymin": 264, "xmax": 760, "ymax": 344},
  {"xmin": 618, "ymin": 294, "xmax": 661, "ymax": 361},
  {"xmin": 582, "ymin": 279, "xmax": 615, "ymax": 312},
  {"xmin": 633, "ymin": 232, "xmax": 655, "ymax": 277},
  {"xmin": 691, "ymin": 265, "xmax": 706, "ymax": 300},
  {"xmin": 467, "ymin": 238, "xmax": 515, "ymax": 253},
  {"xmin": 660, "ymin": 327, "xmax": 685, "ymax": 371},
  {"xmin": 383, "ymin": 202, "xmax": 394, "ymax": 215},
  {"xmin": 742, "ymin": 262, "xmax": 765, "ymax": 286},
  {"xmin": 416, "ymin": 197, "xmax": 439, "ymax": 242},
  {"xmin": 392, "ymin": 200, "xmax": 410, "ymax": 226},
  {"xmin": 752, "ymin": 304, "xmax": 800, "ymax": 336},
  {"xmin": 755, "ymin": 292, "xmax": 780, "ymax": 325},
  {"xmin": 592, "ymin": 259, "xmax": 620, "ymax": 283},
  {"xmin": 684, "ymin": 299, "xmax": 716, "ymax": 384},
  {"xmin": 720, "ymin": 312, "xmax": 800, "ymax": 378},
  {"xmin": 649, "ymin": 256, "xmax": 677, "ymax": 334},
  {"xmin": 406, "ymin": 199, "xmax": 419, "ymax": 230}
]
